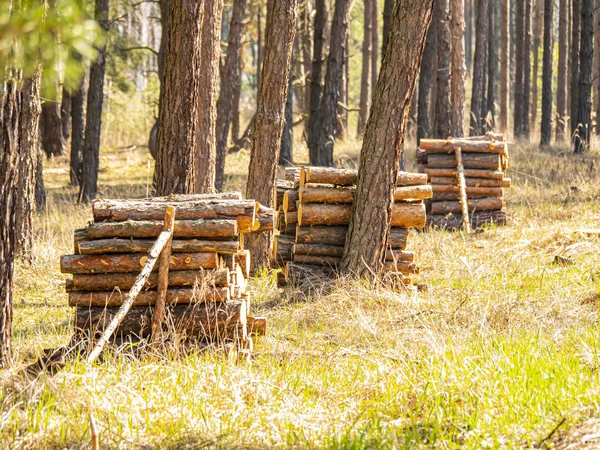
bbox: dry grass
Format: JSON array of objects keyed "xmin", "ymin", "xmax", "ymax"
[{"xmin": 2, "ymin": 136, "xmax": 600, "ymax": 448}]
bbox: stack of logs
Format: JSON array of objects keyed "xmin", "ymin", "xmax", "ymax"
[
  {"xmin": 274, "ymin": 167, "xmax": 431, "ymax": 284},
  {"xmin": 60, "ymin": 193, "xmax": 271, "ymax": 344},
  {"xmin": 417, "ymin": 133, "xmax": 510, "ymax": 229}
]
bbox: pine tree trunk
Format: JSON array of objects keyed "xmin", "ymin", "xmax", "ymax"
[
  {"xmin": 486, "ymin": 0, "xmax": 496, "ymax": 129},
  {"xmin": 246, "ymin": 0, "xmax": 298, "ymax": 270},
  {"xmin": 540, "ymin": 0, "xmax": 554, "ymax": 146},
  {"xmin": 357, "ymin": 0, "xmax": 372, "ymax": 136},
  {"xmin": 469, "ymin": 0, "xmax": 489, "ymax": 135},
  {"xmin": 195, "ymin": 0, "xmax": 222, "ymax": 194},
  {"xmin": 15, "ymin": 73, "xmax": 42, "ymax": 262},
  {"xmin": 155, "ymin": 0, "xmax": 204, "ymax": 195},
  {"xmin": 231, "ymin": 64, "xmax": 242, "ymax": 143},
  {"xmin": 571, "ymin": 0, "xmax": 581, "ymax": 138},
  {"xmin": 70, "ymin": 70, "xmax": 86, "ymax": 186},
  {"xmin": 522, "ymin": 0, "xmax": 532, "ymax": 138},
  {"xmin": 80, "ymin": 0, "xmax": 109, "ymax": 203},
  {"xmin": 300, "ymin": 1, "xmax": 312, "ymax": 122},
  {"xmin": 435, "ymin": 0, "xmax": 452, "ymax": 138},
  {"xmin": 575, "ymin": 0, "xmax": 593, "ymax": 153},
  {"xmin": 257, "ymin": 3, "xmax": 263, "ymax": 91},
  {"xmin": 514, "ymin": 0, "xmax": 524, "ymax": 137},
  {"xmin": 35, "ymin": 146, "xmax": 46, "ymax": 213},
  {"xmin": 40, "ymin": 100, "xmax": 64, "ymax": 158},
  {"xmin": 595, "ymin": 0, "xmax": 600, "ymax": 134},
  {"xmin": 556, "ymin": 0, "xmax": 569, "ymax": 140},
  {"xmin": 417, "ymin": 15, "xmax": 437, "ymax": 143},
  {"xmin": 60, "ymin": 88, "xmax": 71, "ymax": 142},
  {"xmin": 499, "ymin": 0, "xmax": 509, "ymax": 132},
  {"xmin": 465, "ymin": 0, "xmax": 472, "ymax": 72},
  {"xmin": 314, "ymin": 0, "xmax": 353, "ymax": 166},
  {"xmin": 341, "ymin": 0, "xmax": 434, "ymax": 276},
  {"xmin": 371, "ymin": 0, "xmax": 379, "ymax": 97},
  {"xmin": 530, "ymin": 0, "xmax": 543, "ymax": 131},
  {"xmin": 451, "ymin": 0, "xmax": 466, "ymax": 137},
  {"xmin": 382, "ymin": 0, "xmax": 394, "ymax": 56},
  {"xmin": 280, "ymin": 67, "xmax": 294, "ymax": 166},
  {"xmin": 307, "ymin": 0, "xmax": 328, "ymax": 164},
  {"xmin": 215, "ymin": 0, "xmax": 247, "ymax": 191}
]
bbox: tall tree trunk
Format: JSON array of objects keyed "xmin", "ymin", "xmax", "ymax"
[
  {"xmin": 246, "ymin": 0, "xmax": 298, "ymax": 270},
  {"xmin": 70, "ymin": 70, "xmax": 86, "ymax": 186},
  {"xmin": 257, "ymin": 2, "xmax": 263, "ymax": 91},
  {"xmin": 280, "ymin": 68, "xmax": 294, "ymax": 166},
  {"xmin": 215, "ymin": 0, "xmax": 246, "ymax": 191},
  {"xmin": 314, "ymin": 0, "xmax": 353, "ymax": 166},
  {"xmin": 465, "ymin": 0, "xmax": 473, "ymax": 72},
  {"xmin": 195, "ymin": 0, "xmax": 222, "ymax": 193},
  {"xmin": 530, "ymin": 0, "xmax": 543, "ymax": 131},
  {"xmin": 307, "ymin": 0, "xmax": 328, "ymax": 163},
  {"xmin": 35, "ymin": 146, "xmax": 46, "ymax": 213},
  {"xmin": 575, "ymin": 0, "xmax": 593, "ymax": 153},
  {"xmin": 40, "ymin": 101, "xmax": 64, "ymax": 158},
  {"xmin": 231, "ymin": 64, "xmax": 242, "ymax": 143},
  {"xmin": 486, "ymin": 0, "xmax": 496, "ymax": 129},
  {"xmin": 15, "ymin": 74, "xmax": 42, "ymax": 262},
  {"xmin": 436, "ymin": 0, "xmax": 452, "ymax": 138},
  {"xmin": 556, "ymin": 0, "xmax": 569, "ymax": 140},
  {"xmin": 341, "ymin": 0, "xmax": 434, "ymax": 276},
  {"xmin": 371, "ymin": 0, "xmax": 379, "ymax": 95},
  {"xmin": 60, "ymin": 88, "xmax": 71, "ymax": 142},
  {"xmin": 499, "ymin": 0, "xmax": 509, "ymax": 131},
  {"xmin": 451, "ymin": 0, "xmax": 466, "ymax": 137},
  {"xmin": 540, "ymin": 0, "xmax": 554, "ymax": 145},
  {"xmin": 382, "ymin": 0, "xmax": 394, "ymax": 56},
  {"xmin": 595, "ymin": 0, "xmax": 600, "ymax": 134},
  {"xmin": 417, "ymin": 14, "xmax": 437, "ymax": 143},
  {"xmin": 522, "ymin": 0, "xmax": 532, "ymax": 138},
  {"xmin": 514, "ymin": 0, "xmax": 525, "ymax": 137},
  {"xmin": 469, "ymin": 0, "xmax": 489, "ymax": 135},
  {"xmin": 155, "ymin": 0, "xmax": 204, "ymax": 195},
  {"xmin": 79, "ymin": 0, "xmax": 109, "ymax": 203},
  {"xmin": 357, "ymin": 0, "xmax": 372, "ymax": 136},
  {"xmin": 571, "ymin": 0, "xmax": 581, "ymax": 138},
  {"xmin": 567, "ymin": 0, "xmax": 572, "ymax": 118}
]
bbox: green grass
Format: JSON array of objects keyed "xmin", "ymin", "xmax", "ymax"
[{"xmin": 2, "ymin": 136, "xmax": 600, "ymax": 448}]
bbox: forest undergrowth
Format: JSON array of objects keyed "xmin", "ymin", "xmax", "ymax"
[{"xmin": 2, "ymin": 137, "xmax": 600, "ymax": 448}]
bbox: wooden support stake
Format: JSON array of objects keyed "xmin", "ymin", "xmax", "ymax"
[
  {"xmin": 455, "ymin": 147, "xmax": 471, "ymax": 233},
  {"xmin": 152, "ymin": 206, "xmax": 176, "ymax": 341},
  {"xmin": 86, "ymin": 207, "xmax": 175, "ymax": 364}
]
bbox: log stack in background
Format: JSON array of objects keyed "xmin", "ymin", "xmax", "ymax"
[
  {"xmin": 61, "ymin": 193, "xmax": 271, "ymax": 344},
  {"xmin": 275, "ymin": 167, "xmax": 431, "ymax": 284},
  {"xmin": 417, "ymin": 133, "xmax": 511, "ymax": 229}
]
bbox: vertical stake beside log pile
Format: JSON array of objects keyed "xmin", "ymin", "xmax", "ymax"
[
  {"xmin": 86, "ymin": 206, "xmax": 176, "ymax": 364},
  {"xmin": 455, "ymin": 147, "xmax": 471, "ymax": 233}
]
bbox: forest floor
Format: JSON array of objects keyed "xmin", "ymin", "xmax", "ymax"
[{"xmin": 2, "ymin": 137, "xmax": 600, "ymax": 448}]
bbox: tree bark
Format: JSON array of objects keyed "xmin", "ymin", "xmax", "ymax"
[
  {"xmin": 499, "ymin": 0, "xmax": 509, "ymax": 132},
  {"xmin": 195, "ymin": 0, "xmax": 223, "ymax": 193},
  {"xmin": 469, "ymin": 0, "xmax": 489, "ymax": 136},
  {"xmin": 382, "ymin": 0, "xmax": 394, "ymax": 56},
  {"xmin": 245, "ymin": 0, "xmax": 298, "ymax": 270},
  {"xmin": 340, "ymin": 0, "xmax": 434, "ymax": 276},
  {"xmin": 417, "ymin": 12, "xmax": 437, "ymax": 144},
  {"xmin": 571, "ymin": 0, "xmax": 581, "ymax": 138},
  {"xmin": 451, "ymin": 0, "xmax": 466, "ymax": 137},
  {"xmin": 530, "ymin": 0, "xmax": 543, "ymax": 131},
  {"xmin": 357, "ymin": 0, "xmax": 372, "ymax": 136},
  {"xmin": 514, "ymin": 0, "xmax": 525, "ymax": 137},
  {"xmin": 436, "ymin": 0, "xmax": 452, "ymax": 139},
  {"xmin": 80, "ymin": 0, "xmax": 109, "ymax": 202},
  {"xmin": 35, "ymin": 146, "xmax": 46, "ymax": 213},
  {"xmin": 215, "ymin": 0, "xmax": 247, "ymax": 191},
  {"xmin": 60, "ymin": 88, "xmax": 71, "ymax": 142},
  {"xmin": 595, "ymin": 0, "xmax": 600, "ymax": 134},
  {"xmin": 155, "ymin": 0, "xmax": 205, "ymax": 196},
  {"xmin": 575, "ymin": 0, "xmax": 593, "ymax": 153},
  {"xmin": 280, "ymin": 68, "xmax": 294, "ymax": 166},
  {"xmin": 313, "ymin": 0, "xmax": 352, "ymax": 166},
  {"xmin": 40, "ymin": 100, "xmax": 64, "ymax": 158},
  {"xmin": 540, "ymin": 0, "xmax": 554, "ymax": 146},
  {"xmin": 522, "ymin": 0, "xmax": 532, "ymax": 137},
  {"xmin": 556, "ymin": 0, "xmax": 569, "ymax": 141},
  {"xmin": 70, "ymin": 69, "xmax": 86, "ymax": 186},
  {"xmin": 486, "ymin": 0, "xmax": 496, "ymax": 129},
  {"xmin": 371, "ymin": 0, "xmax": 379, "ymax": 97}
]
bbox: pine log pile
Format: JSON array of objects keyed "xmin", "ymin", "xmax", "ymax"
[
  {"xmin": 61, "ymin": 193, "xmax": 270, "ymax": 345},
  {"xmin": 274, "ymin": 167, "xmax": 431, "ymax": 284},
  {"xmin": 417, "ymin": 133, "xmax": 510, "ymax": 229}
]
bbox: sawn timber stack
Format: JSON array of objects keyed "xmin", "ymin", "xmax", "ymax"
[
  {"xmin": 274, "ymin": 167, "xmax": 431, "ymax": 284},
  {"xmin": 61, "ymin": 193, "xmax": 271, "ymax": 345},
  {"xmin": 418, "ymin": 133, "xmax": 510, "ymax": 229}
]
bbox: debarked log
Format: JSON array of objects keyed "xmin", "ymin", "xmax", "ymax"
[
  {"xmin": 87, "ymin": 219, "xmax": 238, "ymax": 239},
  {"xmin": 68, "ymin": 287, "xmax": 231, "ymax": 307},
  {"xmin": 430, "ymin": 197, "xmax": 505, "ymax": 215}
]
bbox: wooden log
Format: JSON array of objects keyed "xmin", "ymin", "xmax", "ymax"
[
  {"xmin": 284, "ymin": 210, "xmax": 298, "ymax": 225},
  {"xmin": 298, "ymin": 202, "xmax": 426, "ymax": 228},
  {"xmin": 293, "ymin": 254, "xmax": 340, "ymax": 266},
  {"xmin": 78, "ymin": 238, "xmax": 240, "ymax": 255},
  {"xmin": 236, "ymin": 250, "xmax": 250, "ymax": 278},
  {"xmin": 247, "ymin": 316, "xmax": 267, "ymax": 336},
  {"xmin": 455, "ymin": 147, "xmax": 471, "ymax": 233},
  {"xmin": 420, "ymin": 139, "xmax": 507, "ymax": 154},
  {"xmin": 381, "ymin": 261, "xmax": 420, "ymax": 275},
  {"xmin": 430, "ymin": 176, "xmax": 511, "ymax": 188},
  {"xmin": 273, "ymin": 235, "xmax": 294, "ymax": 256},
  {"xmin": 66, "ymin": 269, "xmax": 230, "ymax": 291},
  {"xmin": 431, "ymin": 185, "xmax": 503, "ymax": 198},
  {"xmin": 252, "ymin": 206, "xmax": 275, "ymax": 232},
  {"xmin": 426, "ymin": 209, "xmax": 507, "ymax": 229},
  {"xmin": 75, "ymin": 301, "xmax": 246, "ymax": 339},
  {"xmin": 74, "ymin": 228, "xmax": 88, "ymax": 254},
  {"xmin": 384, "ymin": 250, "xmax": 415, "ymax": 262},
  {"xmin": 284, "ymin": 167, "xmax": 301, "ymax": 182},
  {"xmin": 424, "ymin": 168, "xmax": 505, "ymax": 180},
  {"xmin": 92, "ymin": 199, "xmax": 257, "ymax": 232},
  {"xmin": 431, "ymin": 191, "xmax": 502, "ymax": 201},
  {"xmin": 300, "ymin": 167, "xmax": 428, "ymax": 187},
  {"xmin": 293, "ymin": 243, "xmax": 344, "ymax": 257},
  {"xmin": 426, "ymin": 153, "xmax": 501, "ymax": 170},
  {"xmin": 69, "ymin": 287, "xmax": 230, "ymax": 307},
  {"xmin": 294, "ymin": 225, "xmax": 408, "ymax": 249},
  {"xmin": 219, "ymin": 254, "xmax": 236, "ymax": 271},
  {"xmin": 60, "ymin": 252, "xmax": 218, "ymax": 274},
  {"xmin": 463, "ymin": 132, "xmax": 505, "ymax": 141},
  {"xmin": 87, "ymin": 219, "xmax": 238, "ymax": 239},
  {"xmin": 298, "ymin": 185, "xmax": 431, "ymax": 203},
  {"xmin": 282, "ymin": 190, "xmax": 299, "ymax": 213},
  {"xmin": 430, "ymin": 197, "xmax": 505, "ymax": 215},
  {"xmin": 138, "ymin": 193, "xmax": 243, "ymax": 202}
]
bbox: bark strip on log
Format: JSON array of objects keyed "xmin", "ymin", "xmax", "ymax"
[
  {"xmin": 87, "ymin": 219, "xmax": 238, "ymax": 239},
  {"xmin": 78, "ymin": 238, "xmax": 241, "ymax": 255},
  {"xmin": 69, "ymin": 287, "xmax": 230, "ymax": 307}
]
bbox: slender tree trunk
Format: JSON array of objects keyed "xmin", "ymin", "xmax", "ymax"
[
  {"xmin": 486, "ymin": 0, "xmax": 496, "ymax": 129},
  {"xmin": 40, "ymin": 101, "xmax": 64, "ymax": 158},
  {"xmin": 215, "ymin": 0, "xmax": 247, "ymax": 191},
  {"xmin": 417, "ymin": 15, "xmax": 437, "ymax": 143},
  {"xmin": 60, "ymin": 88, "xmax": 71, "ymax": 142},
  {"xmin": 79, "ymin": 0, "xmax": 109, "ymax": 203},
  {"xmin": 280, "ymin": 68, "xmax": 294, "ymax": 166},
  {"xmin": 231, "ymin": 64, "xmax": 242, "ymax": 143},
  {"xmin": 540, "ymin": 0, "xmax": 554, "ymax": 145},
  {"xmin": 514, "ymin": 0, "xmax": 525, "ymax": 137},
  {"xmin": 465, "ymin": 0, "xmax": 473, "ymax": 72},
  {"xmin": 371, "ymin": 0, "xmax": 379, "ymax": 95},
  {"xmin": 595, "ymin": 0, "xmax": 600, "ymax": 134},
  {"xmin": 469, "ymin": 0, "xmax": 489, "ymax": 135},
  {"xmin": 567, "ymin": 0, "xmax": 572, "ymax": 117},
  {"xmin": 155, "ymin": 0, "xmax": 204, "ymax": 195},
  {"xmin": 522, "ymin": 0, "xmax": 532, "ymax": 138},
  {"xmin": 300, "ymin": 0, "xmax": 312, "ymax": 123},
  {"xmin": 575, "ymin": 0, "xmax": 593, "ymax": 153},
  {"xmin": 257, "ymin": 2, "xmax": 263, "ymax": 91},
  {"xmin": 341, "ymin": 0, "xmax": 434, "ymax": 276},
  {"xmin": 499, "ymin": 0, "xmax": 509, "ymax": 131},
  {"xmin": 451, "ymin": 0, "xmax": 466, "ymax": 137},
  {"xmin": 15, "ymin": 74, "xmax": 42, "ymax": 262},
  {"xmin": 382, "ymin": 0, "xmax": 394, "ymax": 56},
  {"xmin": 307, "ymin": 0, "xmax": 328, "ymax": 163},
  {"xmin": 70, "ymin": 70, "xmax": 86, "ymax": 186},
  {"xmin": 435, "ymin": 0, "xmax": 452, "ymax": 138},
  {"xmin": 556, "ymin": 0, "xmax": 569, "ymax": 140},
  {"xmin": 195, "ymin": 0, "xmax": 222, "ymax": 193},
  {"xmin": 35, "ymin": 146, "xmax": 45, "ymax": 213},
  {"xmin": 246, "ymin": 0, "xmax": 298, "ymax": 270},
  {"xmin": 571, "ymin": 0, "xmax": 581, "ymax": 138},
  {"xmin": 357, "ymin": 0, "xmax": 372, "ymax": 136},
  {"xmin": 314, "ymin": 0, "xmax": 353, "ymax": 166},
  {"xmin": 530, "ymin": 0, "xmax": 543, "ymax": 131}
]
